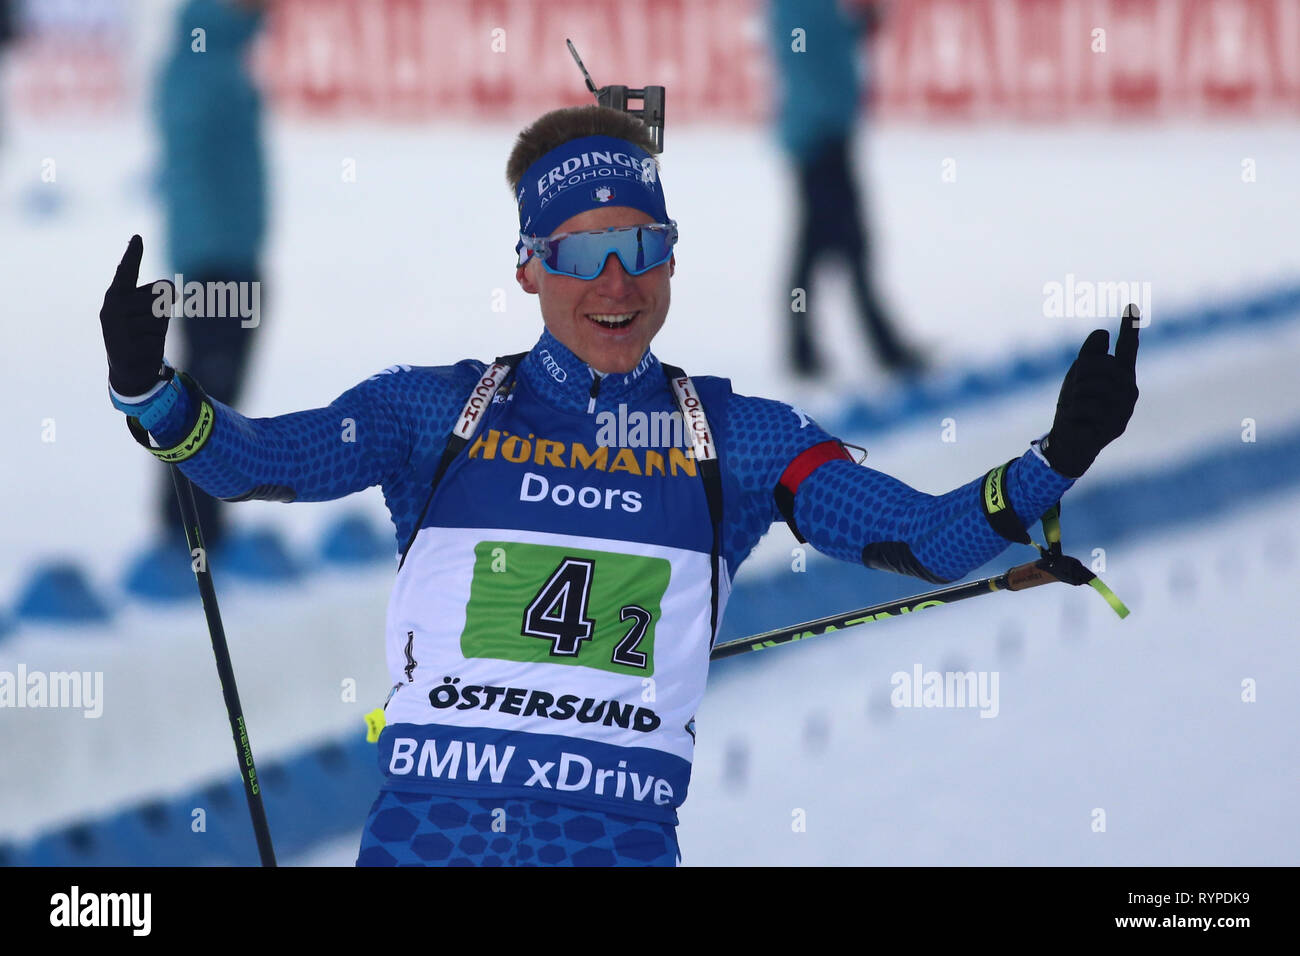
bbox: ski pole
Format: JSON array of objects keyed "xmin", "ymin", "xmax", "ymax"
[
  {"xmin": 169, "ymin": 465, "xmax": 277, "ymax": 867},
  {"xmin": 711, "ymin": 542, "xmax": 1127, "ymax": 661}
]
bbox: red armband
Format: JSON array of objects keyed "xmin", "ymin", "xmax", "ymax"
[{"xmin": 773, "ymin": 440, "xmax": 853, "ymax": 543}]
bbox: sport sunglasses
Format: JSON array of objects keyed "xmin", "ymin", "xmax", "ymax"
[{"xmin": 516, "ymin": 221, "xmax": 678, "ymax": 279}]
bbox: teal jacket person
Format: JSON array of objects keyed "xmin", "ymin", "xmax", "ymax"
[
  {"xmin": 154, "ymin": 0, "xmax": 266, "ymax": 274},
  {"xmin": 769, "ymin": 0, "xmax": 870, "ymax": 162}
]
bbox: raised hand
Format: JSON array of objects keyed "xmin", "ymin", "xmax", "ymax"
[
  {"xmin": 99, "ymin": 235, "xmax": 174, "ymax": 397},
  {"xmin": 1041, "ymin": 304, "xmax": 1141, "ymax": 479}
]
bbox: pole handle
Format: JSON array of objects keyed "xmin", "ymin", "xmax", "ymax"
[{"xmin": 1004, "ymin": 560, "xmax": 1059, "ymax": 591}]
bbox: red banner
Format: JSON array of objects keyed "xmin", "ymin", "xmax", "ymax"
[
  {"xmin": 9, "ymin": 0, "xmax": 1299, "ymax": 120},
  {"xmin": 258, "ymin": 0, "xmax": 1300, "ymax": 120}
]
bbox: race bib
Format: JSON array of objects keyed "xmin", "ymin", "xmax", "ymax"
[{"xmin": 460, "ymin": 540, "xmax": 671, "ymax": 677}]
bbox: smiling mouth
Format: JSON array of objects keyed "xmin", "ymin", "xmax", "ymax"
[{"xmin": 586, "ymin": 311, "xmax": 639, "ymax": 330}]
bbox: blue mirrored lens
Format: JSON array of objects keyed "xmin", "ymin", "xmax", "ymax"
[{"xmin": 542, "ymin": 226, "xmax": 675, "ymax": 279}]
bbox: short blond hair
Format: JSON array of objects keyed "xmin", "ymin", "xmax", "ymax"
[{"xmin": 506, "ymin": 105, "xmax": 659, "ymax": 194}]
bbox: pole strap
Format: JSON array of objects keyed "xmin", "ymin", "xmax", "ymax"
[
  {"xmin": 1027, "ymin": 503, "xmax": 1129, "ymax": 618},
  {"xmin": 124, "ymin": 372, "xmax": 216, "ymax": 463},
  {"xmin": 981, "ymin": 464, "xmax": 1127, "ymax": 618}
]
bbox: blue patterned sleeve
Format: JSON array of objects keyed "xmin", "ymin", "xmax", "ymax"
[
  {"xmin": 716, "ymin": 390, "xmax": 844, "ymax": 569},
  {"xmin": 793, "ymin": 449, "xmax": 1073, "ymax": 583},
  {"xmin": 720, "ymin": 391, "xmax": 1075, "ymax": 583},
  {"xmin": 145, "ymin": 363, "xmax": 481, "ymax": 503}
]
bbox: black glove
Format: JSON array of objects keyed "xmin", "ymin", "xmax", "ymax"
[
  {"xmin": 99, "ymin": 235, "xmax": 174, "ymax": 397},
  {"xmin": 1041, "ymin": 306, "xmax": 1140, "ymax": 479}
]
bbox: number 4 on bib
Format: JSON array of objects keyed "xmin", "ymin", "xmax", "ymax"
[{"xmin": 522, "ymin": 557, "xmax": 597, "ymax": 656}]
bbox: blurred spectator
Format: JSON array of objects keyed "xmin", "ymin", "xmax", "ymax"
[
  {"xmin": 0, "ymin": 1, "xmax": 13, "ymax": 54},
  {"xmin": 130, "ymin": 0, "xmax": 269, "ymax": 596},
  {"xmin": 769, "ymin": 0, "xmax": 925, "ymax": 378},
  {"xmin": 0, "ymin": 0, "xmax": 16, "ymax": 142},
  {"xmin": 155, "ymin": 0, "xmax": 267, "ymax": 541}
]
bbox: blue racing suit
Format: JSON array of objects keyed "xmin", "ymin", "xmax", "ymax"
[{"xmin": 128, "ymin": 328, "xmax": 1073, "ymax": 865}]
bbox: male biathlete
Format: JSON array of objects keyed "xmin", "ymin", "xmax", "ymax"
[{"xmin": 99, "ymin": 105, "xmax": 1139, "ymax": 867}]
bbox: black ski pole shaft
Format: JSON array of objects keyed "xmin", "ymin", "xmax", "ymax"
[
  {"xmin": 169, "ymin": 465, "xmax": 277, "ymax": 867},
  {"xmin": 710, "ymin": 558, "xmax": 1060, "ymax": 661}
]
